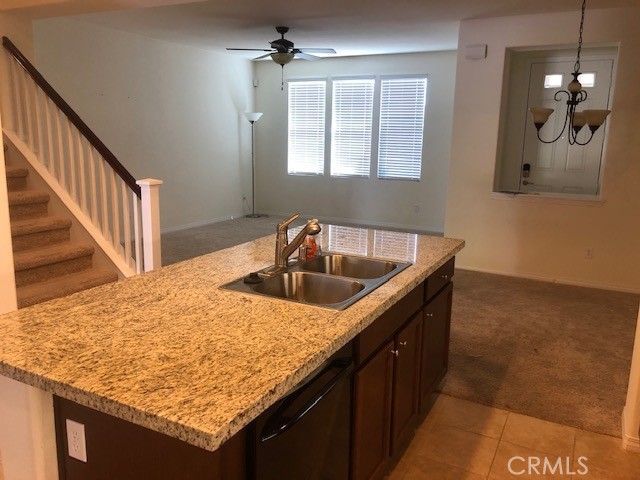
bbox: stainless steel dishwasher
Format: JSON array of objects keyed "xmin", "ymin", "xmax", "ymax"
[{"xmin": 249, "ymin": 343, "xmax": 353, "ymax": 480}]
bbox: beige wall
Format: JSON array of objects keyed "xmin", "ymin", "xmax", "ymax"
[
  {"xmin": 33, "ymin": 17, "xmax": 255, "ymax": 231},
  {"xmin": 255, "ymin": 51, "xmax": 456, "ymax": 233},
  {"xmin": 445, "ymin": 7, "xmax": 640, "ymax": 292}
]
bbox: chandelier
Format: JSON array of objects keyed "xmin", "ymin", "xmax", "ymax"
[{"xmin": 529, "ymin": 0, "xmax": 610, "ymax": 145}]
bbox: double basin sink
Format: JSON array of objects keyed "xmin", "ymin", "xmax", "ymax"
[{"xmin": 223, "ymin": 254, "xmax": 412, "ymax": 310}]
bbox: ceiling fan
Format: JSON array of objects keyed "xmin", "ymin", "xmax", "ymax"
[{"xmin": 226, "ymin": 26, "xmax": 337, "ymax": 66}]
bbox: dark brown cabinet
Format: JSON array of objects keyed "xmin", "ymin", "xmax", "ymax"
[
  {"xmin": 390, "ymin": 313, "xmax": 422, "ymax": 455},
  {"xmin": 420, "ymin": 282, "xmax": 453, "ymax": 411},
  {"xmin": 351, "ymin": 340, "xmax": 394, "ymax": 480},
  {"xmin": 351, "ymin": 256, "xmax": 455, "ymax": 480}
]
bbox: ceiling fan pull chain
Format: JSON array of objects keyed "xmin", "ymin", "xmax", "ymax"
[{"xmin": 281, "ymin": 65, "xmax": 284, "ymax": 91}]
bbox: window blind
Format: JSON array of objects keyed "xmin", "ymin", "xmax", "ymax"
[
  {"xmin": 378, "ymin": 77, "xmax": 427, "ymax": 180},
  {"xmin": 328, "ymin": 225, "xmax": 369, "ymax": 256},
  {"xmin": 288, "ymin": 81, "xmax": 326, "ymax": 175},
  {"xmin": 331, "ymin": 79, "xmax": 374, "ymax": 177}
]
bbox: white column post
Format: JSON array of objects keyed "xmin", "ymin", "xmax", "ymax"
[
  {"xmin": 136, "ymin": 178, "xmax": 163, "ymax": 272},
  {"xmin": 623, "ymin": 306, "xmax": 640, "ymax": 452}
]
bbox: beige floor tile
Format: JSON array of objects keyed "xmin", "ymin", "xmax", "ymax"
[
  {"xmin": 403, "ymin": 458, "xmax": 486, "ymax": 480},
  {"xmin": 405, "ymin": 423, "xmax": 499, "ymax": 477},
  {"xmin": 435, "ymin": 394, "xmax": 509, "ymax": 438},
  {"xmin": 501, "ymin": 413, "xmax": 575, "ymax": 457},
  {"xmin": 571, "ymin": 463, "xmax": 638, "ymax": 480},
  {"xmin": 573, "ymin": 429, "xmax": 640, "ymax": 477},
  {"xmin": 386, "ymin": 455, "xmax": 412, "ymax": 480},
  {"xmin": 489, "ymin": 441, "xmax": 573, "ymax": 480}
]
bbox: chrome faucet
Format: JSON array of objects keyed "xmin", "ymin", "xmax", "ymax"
[{"xmin": 273, "ymin": 214, "xmax": 321, "ymax": 270}]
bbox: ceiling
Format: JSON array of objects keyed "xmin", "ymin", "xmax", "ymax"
[{"xmin": 24, "ymin": 0, "xmax": 640, "ymax": 57}]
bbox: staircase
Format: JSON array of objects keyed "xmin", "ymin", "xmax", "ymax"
[{"xmin": 6, "ymin": 162, "xmax": 118, "ymax": 308}]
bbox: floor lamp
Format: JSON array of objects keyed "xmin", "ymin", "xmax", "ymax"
[{"xmin": 244, "ymin": 112, "xmax": 264, "ymax": 218}]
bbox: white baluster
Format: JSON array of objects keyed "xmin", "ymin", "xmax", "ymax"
[
  {"xmin": 33, "ymin": 86, "xmax": 47, "ymax": 161},
  {"xmin": 121, "ymin": 181, "xmax": 133, "ymax": 269},
  {"xmin": 78, "ymin": 138, "xmax": 88, "ymax": 213},
  {"xmin": 137, "ymin": 179, "xmax": 163, "ymax": 272},
  {"xmin": 66, "ymin": 121, "xmax": 77, "ymax": 202},
  {"xmin": 54, "ymin": 109, "xmax": 66, "ymax": 188},
  {"xmin": 10, "ymin": 61, "xmax": 24, "ymax": 139},
  {"xmin": 133, "ymin": 194, "xmax": 143, "ymax": 275},
  {"xmin": 98, "ymin": 157, "xmax": 109, "ymax": 240},
  {"xmin": 21, "ymin": 70, "xmax": 35, "ymax": 150},
  {"xmin": 43, "ymin": 97, "xmax": 56, "ymax": 177},
  {"xmin": 88, "ymin": 147, "xmax": 99, "ymax": 225},
  {"xmin": 109, "ymin": 168, "xmax": 122, "ymax": 255}
]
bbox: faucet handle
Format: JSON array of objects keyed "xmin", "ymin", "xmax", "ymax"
[{"xmin": 278, "ymin": 213, "xmax": 301, "ymax": 231}]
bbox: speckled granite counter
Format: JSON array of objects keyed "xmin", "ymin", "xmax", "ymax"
[{"xmin": 0, "ymin": 225, "xmax": 463, "ymax": 452}]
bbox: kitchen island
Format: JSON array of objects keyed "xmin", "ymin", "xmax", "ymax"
[{"xmin": 0, "ymin": 225, "xmax": 463, "ymax": 478}]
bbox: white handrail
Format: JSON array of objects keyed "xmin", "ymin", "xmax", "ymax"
[{"xmin": 3, "ymin": 53, "xmax": 162, "ymax": 276}]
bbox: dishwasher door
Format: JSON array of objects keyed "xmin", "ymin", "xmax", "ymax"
[{"xmin": 251, "ymin": 346, "xmax": 353, "ymax": 480}]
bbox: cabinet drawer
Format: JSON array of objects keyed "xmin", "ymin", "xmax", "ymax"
[
  {"xmin": 425, "ymin": 257, "xmax": 455, "ymax": 301},
  {"xmin": 355, "ymin": 282, "xmax": 424, "ymax": 366}
]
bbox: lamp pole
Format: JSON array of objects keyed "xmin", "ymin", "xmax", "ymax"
[{"xmin": 244, "ymin": 112, "xmax": 263, "ymax": 218}]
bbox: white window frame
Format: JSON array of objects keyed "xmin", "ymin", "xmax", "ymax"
[
  {"xmin": 377, "ymin": 75, "xmax": 428, "ymax": 181},
  {"xmin": 330, "ymin": 77, "xmax": 375, "ymax": 178},
  {"xmin": 287, "ymin": 79, "xmax": 327, "ymax": 176}
]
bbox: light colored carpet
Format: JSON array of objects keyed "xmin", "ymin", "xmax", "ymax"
[
  {"xmin": 161, "ymin": 218, "xmax": 639, "ymax": 437},
  {"xmin": 441, "ymin": 269, "xmax": 639, "ymax": 437}
]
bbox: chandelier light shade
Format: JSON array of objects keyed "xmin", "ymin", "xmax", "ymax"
[{"xmin": 529, "ymin": 0, "xmax": 611, "ymax": 146}]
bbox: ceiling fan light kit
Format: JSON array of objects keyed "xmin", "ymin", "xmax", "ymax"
[
  {"xmin": 528, "ymin": 0, "xmax": 610, "ymax": 146},
  {"xmin": 227, "ymin": 26, "xmax": 336, "ymax": 90}
]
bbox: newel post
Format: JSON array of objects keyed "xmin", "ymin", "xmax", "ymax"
[{"xmin": 136, "ymin": 178, "xmax": 163, "ymax": 272}]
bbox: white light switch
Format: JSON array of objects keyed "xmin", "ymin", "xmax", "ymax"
[{"xmin": 66, "ymin": 419, "xmax": 87, "ymax": 462}]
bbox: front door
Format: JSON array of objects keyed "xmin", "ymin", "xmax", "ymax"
[{"xmin": 521, "ymin": 58, "xmax": 613, "ymax": 195}]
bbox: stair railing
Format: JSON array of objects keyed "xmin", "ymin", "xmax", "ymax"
[{"xmin": 1, "ymin": 36, "xmax": 162, "ymax": 275}]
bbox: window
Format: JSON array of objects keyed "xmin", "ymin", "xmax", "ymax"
[
  {"xmin": 288, "ymin": 80, "xmax": 326, "ymax": 175},
  {"xmin": 331, "ymin": 79, "xmax": 374, "ymax": 177},
  {"xmin": 378, "ymin": 77, "xmax": 427, "ymax": 180},
  {"xmin": 286, "ymin": 76, "xmax": 428, "ymax": 180},
  {"xmin": 578, "ymin": 72, "xmax": 595, "ymax": 87},
  {"xmin": 544, "ymin": 74, "xmax": 563, "ymax": 88}
]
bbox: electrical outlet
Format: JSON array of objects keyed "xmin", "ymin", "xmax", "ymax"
[
  {"xmin": 66, "ymin": 419, "xmax": 87, "ymax": 462},
  {"xmin": 585, "ymin": 248, "xmax": 594, "ymax": 259}
]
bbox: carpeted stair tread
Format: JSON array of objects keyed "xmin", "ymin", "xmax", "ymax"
[
  {"xmin": 8, "ymin": 190, "xmax": 50, "ymax": 206},
  {"xmin": 17, "ymin": 269, "xmax": 119, "ymax": 308},
  {"xmin": 13, "ymin": 242, "xmax": 94, "ymax": 272},
  {"xmin": 11, "ymin": 216, "xmax": 72, "ymax": 237},
  {"xmin": 6, "ymin": 166, "xmax": 28, "ymax": 178}
]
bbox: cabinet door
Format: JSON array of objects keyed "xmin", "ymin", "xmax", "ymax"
[
  {"xmin": 352, "ymin": 340, "xmax": 394, "ymax": 480},
  {"xmin": 391, "ymin": 313, "xmax": 423, "ymax": 455},
  {"xmin": 420, "ymin": 282, "xmax": 453, "ymax": 411}
]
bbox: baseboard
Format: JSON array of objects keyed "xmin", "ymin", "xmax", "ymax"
[
  {"xmin": 622, "ymin": 407, "xmax": 640, "ymax": 453},
  {"xmin": 457, "ymin": 265, "xmax": 640, "ymax": 294},
  {"xmin": 260, "ymin": 210, "xmax": 443, "ymax": 236},
  {"xmin": 161, "ymin": 213, "xmax": 245, "ymax": 234}
]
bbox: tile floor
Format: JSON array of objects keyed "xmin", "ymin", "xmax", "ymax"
[{"xmin": 387, "ymin": 394, "xmax": 640, "ymax": 480}]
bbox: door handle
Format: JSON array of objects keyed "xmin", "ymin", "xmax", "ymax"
[
  {"xmin": 260, "ymin": 358, "xmax": 353, "ymax": 442},
  {"xmin": 522, "ymin": 180, "xmax": 535, "ymax": 185}
]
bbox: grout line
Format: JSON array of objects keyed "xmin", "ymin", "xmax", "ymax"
[{"xmin": 486, "ymin": 411, "xmax": 511, "ymax": 479}]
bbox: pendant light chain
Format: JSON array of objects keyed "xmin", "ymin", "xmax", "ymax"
[{"xmin": 574, "ymin": 0, "xmax": 586, "ymax": 74}]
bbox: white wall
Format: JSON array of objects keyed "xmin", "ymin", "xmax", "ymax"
[
  {"xmin": 445, "ymin": 7, "xmax": 640, "ymax": 293},
  {"xmin": 33, "ymin": 17, "xmax": 255, "ymax": 231},
  {"xmin": 255, "ymin": 51, "xmax": 456, "ymax": 233},
  {"xmin": 623, "ymin": 307, "xmax": 640, "ymax": 452}
]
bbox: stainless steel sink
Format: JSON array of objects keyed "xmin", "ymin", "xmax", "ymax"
[
  {"xmin": 253, "ymin": 272, "xmax": 365, "ymax": 304},
  {"xmin": 222, "ymin": 253, "xmax": 412, "ymax": 310},
  {"xmin": 300, "ymin": 254, "xmax": 397, "ymax": 279}
]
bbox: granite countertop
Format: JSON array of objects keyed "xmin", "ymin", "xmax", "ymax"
[{"xmin": 0, "ymin": 224, "xmax": 464, "ymax": 452}]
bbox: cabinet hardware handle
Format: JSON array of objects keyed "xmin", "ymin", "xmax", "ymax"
[
  {"xmin": 390, "ymin": 349, "xmax": 399, "ymax": 357},
  {"xmin": 425, "ymin": 313, "xmax": 434, "ymax": 317},
  {"xmin": 399, "ymin": 341, "xmax": 408, "ymax": 347},
  {"xmin": 441, "ymin": 274, "xmax": 449, "ymax": 279}
]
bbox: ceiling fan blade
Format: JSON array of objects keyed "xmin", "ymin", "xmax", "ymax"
[
  {"xmin": 298, "ymin": 48, "xmax": 336, "ymax": 54},
  {"xmin": 294, "ymin": 52, "xmax": 321, "ymax": 61},
  {"xmin": 226, "ymin": 48, "xmax": 274, "ymax": 52},
  {"xmin": 253, "ymin": 53, "xmax": 273, "ymax": 60}
]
